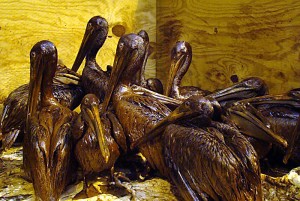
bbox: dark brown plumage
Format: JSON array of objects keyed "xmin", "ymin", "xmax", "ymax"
[
  {"xmin": 72, "ymin": 94, "xmax": 123, "ymax": 178},
  {"xmin": 134, "ymin": 96, "xmax": 262, "ymax": 201},
  {"xmin": 102, "ymin": 33, "xmax": 174, "ymax": 177},
  {"xmin": 164, "ymin": 41, "xmax": 210, "ymax": 100},
  {"xmin": 23, "ymin": 41, "xmax": 76, "ymax": 201},
  {"xmin": 72, "ymin": 16, "xmax": 110, "ymax": 103},
  {"xmin": 229, "ymin": 94, "xmax": 300, "ymax": 166},
  {"xmin": 0, "ymin": 63, "xmax": 83, "ymax": 152}
]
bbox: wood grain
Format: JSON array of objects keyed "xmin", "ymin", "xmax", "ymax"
[
  {"xmin": 0, "ymin": 0, "xmax": 156, "ymax": 101},
  {"xmin": 157, "ymin": 0, "xmax": 300, "ymax": 94}
]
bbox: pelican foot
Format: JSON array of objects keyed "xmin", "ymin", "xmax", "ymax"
[{"xmin": 110, "ymin": 169, "xmax": 137, "ymax": 201}]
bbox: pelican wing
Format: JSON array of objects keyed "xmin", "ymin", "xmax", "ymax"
[
  {"xmin": 27, "ymin": 118, "xmax": 51, "ymax": 200},
  {"xmin": 27, "ymin": 106, "xmax": 75, "ymax": 200},
  {"xmin": 1, "ymin": 84, "xmax": 28, "ymax": 150}
]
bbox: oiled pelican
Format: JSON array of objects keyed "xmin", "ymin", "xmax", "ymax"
[
  {"xmin": 133, "ymin": 96, "xmax": 263, "ymax": 201},
  {"xmin": 164, "ymin": 41, "xmax": 268, "ymax": 107},
  {"xmin": 0, "ymin": 63, "xmax": 82, "ymax": 152},
  {"xmin": 23, "ymin": 41, "xmax": 77, "ymax": 201},
  {"xmin": 72, "ymin": 94, "xmax": 125, "ymax": 196},
  {"xmin": 72, "ymin": 16, "xmax": 110, "ymax": 103},
  {"xmin": 102, "ymin": 33, "xmax": 180, "ymax": 177},
  {"xmin": 164, "ymin": 41, "xmax": 210, "ymax": 100}
]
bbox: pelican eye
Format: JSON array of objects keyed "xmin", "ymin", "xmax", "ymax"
[
  {"xmin": 31, "ymin": 52, "xmax": 36, "ymax": 58},
  {"xmin": 83, "ymin": 97, "xmax": 90, "ymax": 106},
  {"xmin": 185, "ymin": 100, "xmax": 191, "ymax": 107},
  {"xmin": 118, "ymin": 42, "xmax": 124, "ymax": 51}
]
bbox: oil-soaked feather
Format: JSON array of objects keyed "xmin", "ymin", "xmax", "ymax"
[
  {"xmin": 115, "ymin": 90, "xmax": 171, "ymax": 176},
  {"xmin": 0, "ymin": 68, "xmax": 82, "ymax": 151},
  {"xmin": 1, "ymin": 130, "xmax": 20, "ymax": 151},
  {"xmin": 1, "ymin": 85, "xmax": 28, "ymax": 133},
  {"xmin": 107, "ymin": 112, "xmax": 127, "ymax": 153},
  {"xmin": 164, "ymin": 124, "xmax": 261, "ymax": 201},
  {"xmin": 27, "ymin": 104, "xmax": 75, "ymax": 200},
  {"xmin": 73, "ymin": 111, "xmax": 120, "ymax": 174},
  {"xmin": 82, "ymin": 62, "xmax": 109, "ymax": 102}
]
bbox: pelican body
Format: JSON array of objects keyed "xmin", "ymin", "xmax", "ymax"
[
  {"xmin": 24, "ymin": 41, "xmax": 76, "ymax": 201},
  {"xmin": 72, "ymin": 94, "xmax": 126, "ymax": 180},
  {"xmin": 0, "ymin": 57, "xmax": 83, "ymax": 152},
  {"xmin": 0, "ymin": 64, "xmax": 84, "ymax": 150}
]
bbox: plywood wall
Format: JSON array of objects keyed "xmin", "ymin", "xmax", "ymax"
[
  {"xmin": 157, "ymin": 0, "xmax": 300, "ymax": 94},
  {"xmin": 1, "ymin": 0, "xmax": 300, "ymax": 102},
  {"xmin": 0, "ymin": 0, "xmax": 156, "ymax": 101}
]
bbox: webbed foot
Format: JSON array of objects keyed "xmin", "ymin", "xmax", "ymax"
[{"xmin": 110, "ymin": 166, "xmax": 137, "ymax": 201}]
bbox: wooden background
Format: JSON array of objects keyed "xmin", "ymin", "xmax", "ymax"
[
  {"xmin": 157, "ymin": 0, "xmax": 300, "ymax": 94},
  {"xmin": 0, "ymin": 0, "xmax": 156, "ymax": 102},
  {"xmin": 1, "ymin": 0, "xmax": 300, "ymax": 102}
]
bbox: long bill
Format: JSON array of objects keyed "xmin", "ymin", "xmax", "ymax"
[
  {"xmin": 131, "ymin": 84, "xmax": 183, "ymax": 106},
  {"xmin": 242, "ymin": 95, "xmax": 300, "ymax": 109},
  {"xmin": 71, "ymin": 24, "xmax": 97, "ymax": 72},
  {"xmin": 84, "ymin": 104, "xmax": 110, "ymax": 163},
  {"xmin": 132, "ymin": 97, "xmax": 214, "ymax": 149},
  {"xmin": 137, "ymin": 30, "xmax": 149, "ymax": 86},
  {"xmin": 27, "ymin": 54, "xmax": 42, "ymax": 129},
  {"xmin": 208, "ymin": 77, "xmax": 267, "ymax": 102},
  {"xmin": 228, "ymin": 103, "xmax": 288, "ymax": 148},
  {"xmin": 101, "ymin": 38, "xmax": 140, "ymax": 113}
]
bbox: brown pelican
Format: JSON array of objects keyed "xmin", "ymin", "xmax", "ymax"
[
  {"xmin": 101, "ymin": 33, "xmax": 181, "ymax": 177},
  {"xmin": 133, "ymin": 96, "xmax": 263, "ymax": 201},
  {"xmin": 23, "ymin": 40, "xmax": 77, "ymax": 201},
  {"xmin": 0, "ymin": 63, "xmax": 83, "ymax": 152},
  {"xmin": 71, "ymin": 16, "xmax": 110, "ymax": 103},
  {"xmin": 208, "ymin": 77, "xmax": 269, "ymax": 109},
  {"xmin": 164, "ymin": 41, "xmax": 211, "ymax": 100},
  {"xmin": 72, "ymin": 94, "xmax": 126, "ymax": 196}
]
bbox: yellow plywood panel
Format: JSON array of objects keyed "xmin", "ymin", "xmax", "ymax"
[
  {"xmin": 0, "ymin": 0, "xmax": 156, "ymax": 101},
  {"xmin": 157, "ymin": 0, "xmax": 300, "ymax": 94}
]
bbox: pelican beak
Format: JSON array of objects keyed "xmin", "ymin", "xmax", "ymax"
[
  {"xmin": 209, "ymin": 77, "xmax": 268, "ymax": 103},
  {"xmin": 132, "ymin": 97, "xmax": 214, "ymax": 149},
  {"xmin": 240, "ymin": 95, "xmax": 300, "ymax": 164},
  {"xmin": 228, "ymin": 103, "xmax": 288, "ymax": 148},
  {"xmin": 83, "ymin": 103, "xmax": 110, "ymax": 163},
  {"xmin": 27, "ymin": 41, "xmax": 57, "ymax": 127}
]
